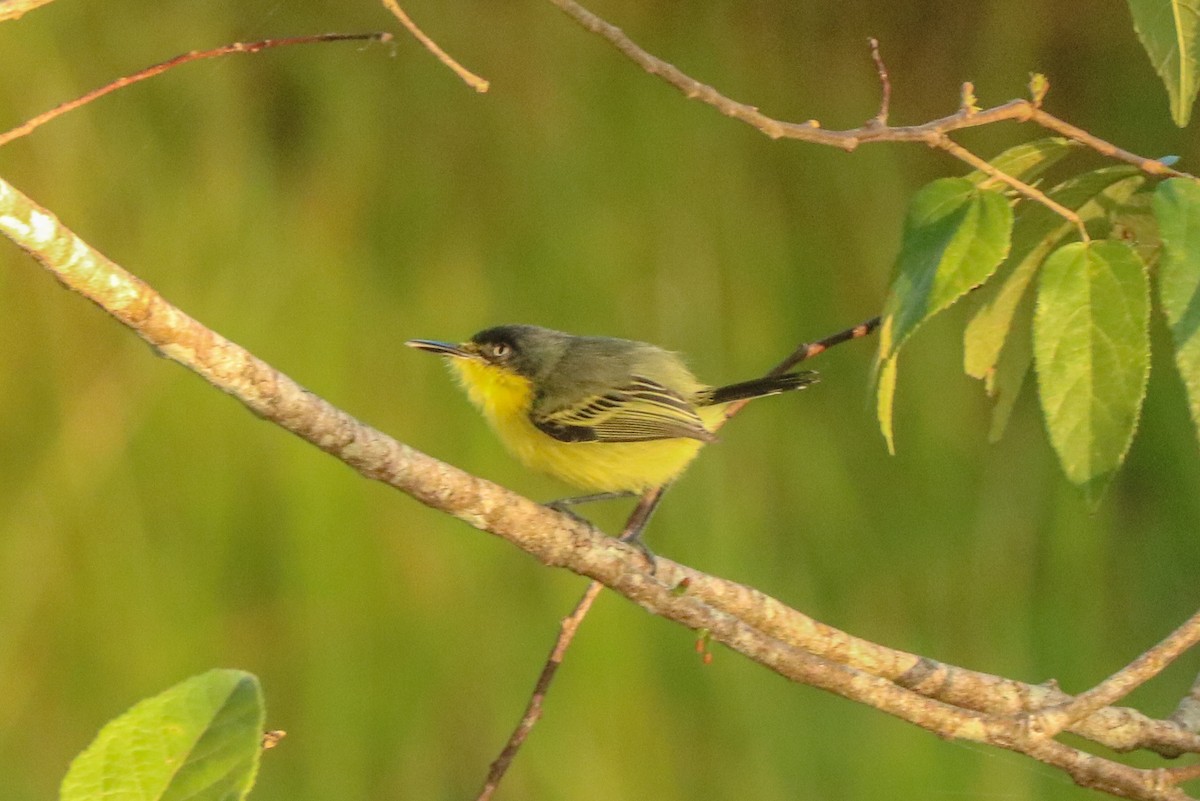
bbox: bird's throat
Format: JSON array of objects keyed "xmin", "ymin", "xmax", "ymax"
[{"xmin": 450, "ymin": 358, "xmax": 535, "ymax": 428}]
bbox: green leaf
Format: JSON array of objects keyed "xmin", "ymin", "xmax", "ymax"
[
  {"xmin": 1127, "ymin": 0, "xmax": 1200, "ymax": 126},
  {"xmin": 878, "ymin": 179, "xmax": 1013, "ymax": 363},
  {"xmin": 875, "ymin": 178, "xmax": 1012, "ymax": 451},
  {"xmin": 1034, "ymin": 240, "xmax": 1150, "ymax": 503},
  {"xmin": 1154, "ymin": 178, "xmax": 1200, "ymax": 445},
  {"xmin": 61, "ymin": 670, "xmax": 265, "ymax": 801},
  {"xmin": 1111, "ymin": 190, "xmax": 1163, "ymax": 266},
  {"xmin": 966, "ymin": 137, "xmax": 1077, "ymax": 188},
  {"xmin": 964, "ymin": 168, "xmax": 1144, "ymax": 381}
]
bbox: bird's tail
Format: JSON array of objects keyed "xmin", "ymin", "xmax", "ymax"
[{"xmin": 699, "ymin": 370, "xmax": 819, "ymax": 406}]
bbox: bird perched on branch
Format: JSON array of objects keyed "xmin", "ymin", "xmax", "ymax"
[{"xmin": 407, "ymin": 324, "xmax": 817, "ymax": 551}]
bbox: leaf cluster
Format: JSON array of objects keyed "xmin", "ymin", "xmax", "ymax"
[{"xmin": 876, "ymin": 138, "xmax": 1200, "ymax": 503}]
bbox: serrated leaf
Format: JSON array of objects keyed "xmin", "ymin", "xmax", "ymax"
[
  {"xmin": 964, "ymin": 167, "xmax": 1144, "ymax": 383},
  {"xmin": 61, "ymin": 669, "xmax": 265, "ymax": 801},
  {"xmin": 1154, "ymin": 178, "xmax": 1200, "ymax": 445},
  {"xmin": 1034, "ymin": 241, "xmax": 1150, "ymax": 503},
  {"xmin": 878, "ymin": 179, "xmax": 1013, "ymax": 363},
  {"xmin": 966, "ymin": 137, "xmax": 1076, "ymax": 188},
  {"xmin": 875, "ymin": 179, "xmax": 1013, "ymax": 451},
  {"xmin": 1127, "ymin": 0, "xmax": 1200, "ymax": 126}
]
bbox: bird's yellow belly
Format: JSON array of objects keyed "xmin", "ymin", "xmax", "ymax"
[
  {"xmin": 498, "ymin": 417, "xmax": 706, "ymax": 493},
  {"xmin": 451, "ymin": 359, "xmax": 715, "ymax": 493}
]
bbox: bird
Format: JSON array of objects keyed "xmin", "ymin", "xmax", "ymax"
[{"xmin": 406, "ymin": 324, "xmax": 818, "ymax": 551}]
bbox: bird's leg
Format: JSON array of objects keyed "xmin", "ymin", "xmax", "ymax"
[
  {"xmin": 546, "ymin": 491, "xmax": 634, "ymax": 524},
  {"xmin": 618, "ymin": 486, "xmax": 668, "ymax": 572},
  {"xmin": 546, "ymin": 491, "xmax": 634, "ymax": 511},
  {"xmin": 546, "ymin": 488, "xmax": 666, "ymax": 573}
]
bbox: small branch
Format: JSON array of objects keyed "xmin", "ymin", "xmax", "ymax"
[
  {"xmin": 1030, "ymin": 609, "xmax": 1200, "ymax": 738},
  {"xmin": 0, "ymin": 33, "xmax": 393, "ymax": 148},
  {"xmin": 932, "ymin": 135, "xmax": 1090, "ymax": 240},
  {"xmin": 719, "ymin": 315, "xmax": 880, "ymax": 424},
  {"xmin": 1028, "ymin": 107, "xmax": 1185, "ymax": 178},
  {"xmin": 379, "ymin": 0, "xmax": 489, "ymax": 92},
  {"xmin": 772, "ymin": 315, "xmax": 880, "ymax": 376},
  {"xmin": 546, "ymin": 0, "xmax": 1195, "ymax": 183},
  {"xmin": 476, "ymin": 581, "xmax": 604, "ymax": 801},
  {"xmin": 1168, "ymin": 671, "xmax": 1200, "ymax": 757},
  {"xmin": 868, "ymin": 38, "xmax": 890, "ymax": 125}
]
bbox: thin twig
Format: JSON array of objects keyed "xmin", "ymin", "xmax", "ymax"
[
  {"xmin": 545, "ymin": 0, "xmax": 1194, "ymax": 181},
  {"xmin": 379, "ymin": 0, "xmax": 489, "ymax": 92},
  {"xmin": 476, "ymin": 580, "xmax": 604, "ymax": 801},
  {"xmin": 1167, "ymin": 670, "xmax": 1200, "ymax": 758},
  {"xmin": 1030, "ymin": 609, "xmax": 1200, "ymax": 738},
  {"xmin": 771, "ymin": 315, "xmax": 881, "ymax": 376},
  {"xmin": 1028, "ymin": 107, "xmax": 1185, "ymax": 178},
  {"xmin": 933, "ymin": 135, "xmax": 1090, "ymax": 240},
  {"xmin": 719, "ymin": 315, "xmax": 880, "ymax": 424},
  {"xmin": 868, "ymin": 38, "xmax": 890, "ymax": 125},
  {"xmin": 0, "ymin": 33, "xmax": 393, "ymax": 148}
]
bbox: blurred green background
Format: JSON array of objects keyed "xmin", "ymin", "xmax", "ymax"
[{"xmin": 1, "ymin": 1, "xmax": 1198, "ymax": 799}]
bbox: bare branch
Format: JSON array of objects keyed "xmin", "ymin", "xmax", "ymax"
[
  {"xmin": 0, "ymin": 33, "xmax": 393, "ymax": 148},
  {"xmin": 477, "ymin": 581, "xmax": 604, "ymax": 801},
  {"xmin": 932, "ymin": 135, "xmax": 1090, "ymax": 240},
  {"xmin": 868, "ymin": 38, "xmax": 890, "ymax": 125},
  {"xmin": 720, "ymin": 315, "xmax": 879, "ymax": 425},
  {"xmin": 545, "ymin": 0, "xmax": 1194, "ymax": 183},
  {"xmin": 1168, "ymin": 671, "xmax": 1200, "ymax": 757},
  {"xmin": 379, "ymin": 0, "xmax": 489, "ymax": 92},
  {"xmin": 1030, "ymin": 609, "xmax": 1200, "ymax": 738}
]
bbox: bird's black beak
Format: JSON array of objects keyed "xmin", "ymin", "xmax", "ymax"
[{"xmin": 405, "ymin": 339, "xmax": 475, "ymax": 359}]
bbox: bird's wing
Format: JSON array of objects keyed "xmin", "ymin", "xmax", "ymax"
[{"xmin": 532, "ymin": 375, "xmax": 716, "ymax": 444}]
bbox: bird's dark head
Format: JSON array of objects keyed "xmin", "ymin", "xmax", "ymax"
[{"xmin": 406, "ymin": 324, "xmax": 570, "ymax": 382}]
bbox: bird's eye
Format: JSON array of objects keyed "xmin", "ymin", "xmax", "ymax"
[{"xmin": 488, "ymin": 342, "xmax": 511, "ymax": 360}]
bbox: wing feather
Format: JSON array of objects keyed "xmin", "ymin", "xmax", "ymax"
[{"xmin": 532, "ymin": 376, "xmax": 715, "ymax": 444}]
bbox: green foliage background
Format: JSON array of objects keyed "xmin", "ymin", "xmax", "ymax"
[{"xmin": 1, "ymin": 2, "xmax": 1198, "ymax": 799}]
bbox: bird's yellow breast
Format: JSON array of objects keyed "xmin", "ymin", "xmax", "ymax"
[{"xmin": 448, "ymin": 359, "xmax": 715, "ymax": 493}]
